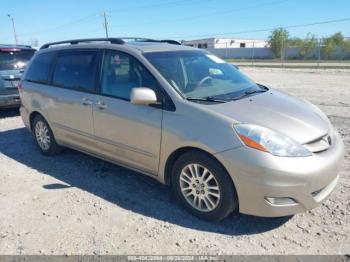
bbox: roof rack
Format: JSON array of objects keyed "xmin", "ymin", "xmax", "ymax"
[
  {"xmin": 120, "ymin": 37, "xmax": 155, "ymax": 42},
  {"xmin": 39, "ymin": 37, "xmax": 181, "ymax": 50},
  {"xmin": 120, "ymin": 37, "xmax": 181, "ymax": 45},
  {"xmin": 159, "ymin": 39, "xmax": 181, "ymax": 45},
  {"xmin": 40, "ymin": 38, "xmax": 125, "ymax": 49}
]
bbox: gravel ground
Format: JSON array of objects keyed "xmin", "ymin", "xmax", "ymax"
[{"xmin": 0, "ymin": 68, "xmax": 349, "ymax": 255}]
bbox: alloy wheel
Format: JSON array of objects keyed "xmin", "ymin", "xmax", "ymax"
[
  {"xmin": 179, "ymin": 163, "xmax": 221, "ymax": 212},
  {"xmin": 35, "ymin": 121, "xmax": 51, "ymax": 151}
]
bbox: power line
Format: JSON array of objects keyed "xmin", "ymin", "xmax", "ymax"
[
  {"xmin": 17, "ymin": 0, "xmax": 197, "ymax": 38},
  {"xmin": 108, "ymin": 0, "xmax": 195, "ymax": 13},
  {"xmin": 18, "ymin": 12, "xmax": 101, "ymax": 37},
  {"xmin": 169, "ymin": 17, "xmax": 350, "ymax": 39},
  {"xmin": 108, "ymin": 0, "xmax": 288, "ymax": 29},
  {"xmin": 17, "ymin": 0, "xmax": 286, "ymax": 41},
  {"xmin": 42, "ymin": 0, "xmax": 285, "ymax": 42}
]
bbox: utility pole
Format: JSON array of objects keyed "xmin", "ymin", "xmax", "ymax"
[
  {"xmin": 281, "ymin": 36, "xmax": 284, "ymax": 68},
  {"xmin": 102, "ymin": 11, "xmax": 109, "ymax": 38},
  {"xmin": 317, "ymin": 37, "xmax": 322, "ymax": 68},
  {"xmin": 7, "ymin": 14, "xmax": 18, "ymax": 45},
  {"xmin": 251, "ymin": 41, "xmax": 255, "ymax": 66}
]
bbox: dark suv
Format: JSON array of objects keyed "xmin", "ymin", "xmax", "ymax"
[{"xmin": 0, "ymin": 44, "xmax": 36, "ymax": 108}]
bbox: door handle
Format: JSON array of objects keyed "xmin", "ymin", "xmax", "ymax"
[
  {"xmin": 82, "ymin": 97, "xmax": 93, "ymax": 106},
  {"xmin": 96, "ymin": 101, "xmax": 107, "ymax": 110}
]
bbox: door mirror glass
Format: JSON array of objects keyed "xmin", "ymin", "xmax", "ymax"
[{"xmin": 130, "ymin": 87, "xmax": 157, "ymax": 105}]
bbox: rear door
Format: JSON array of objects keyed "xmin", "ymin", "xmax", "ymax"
[
  {"xmin": 91, "ymin": 50, "xmax": 163, "ymax": 174},
  {"xmin": 45, "ymin": 49, "xmax": 100, "ymax": 151}
]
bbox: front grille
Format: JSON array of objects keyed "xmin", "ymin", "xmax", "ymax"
[{"xmin": 303, "ymin": 134, "xmax": 332, "ymax": 153}]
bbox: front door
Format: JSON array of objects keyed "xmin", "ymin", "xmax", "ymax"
[{"xmin": 92, "ymin": 50, "xmax": 163, "ymax": 174}]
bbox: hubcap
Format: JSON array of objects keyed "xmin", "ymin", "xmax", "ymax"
[
  {"xmin": 35, "ymin": 121, "xmax": 51, "ymax": 151},
  {"xmin": 179, "ymin": 163, "xmax": 220, "ymax": 212}
]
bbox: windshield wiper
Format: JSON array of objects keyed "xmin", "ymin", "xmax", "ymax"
[
  {"xmin": 233, "ymin": 89, "xmax": 267, "ymax": 100},
  {"xmin": 186, "ymin": 96, "xmax": 227, "ymax": 103}
]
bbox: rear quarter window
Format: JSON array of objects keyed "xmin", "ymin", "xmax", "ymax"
[
  {"xmin": 52, "ymin": 51, "xmax": 97, "ymax": 92},
  {"xmin": 25, "ymin": 52, "xmax": 56, "ymax": 84}
]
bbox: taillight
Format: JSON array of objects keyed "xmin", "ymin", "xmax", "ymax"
[
  {"xmin": 0, "ymin": 48, "xmax": 20, "ymax": 52},
  {"xmin": 17, "ymin": 80, "xmax": 23, "ymax": 92}
]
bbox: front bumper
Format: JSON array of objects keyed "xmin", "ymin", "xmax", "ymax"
[
  {"xmin": 215, "ymin": 130, "xmax": 344, "ymax": 217},
  {"xmin": 0, "ymin": 94, "xmax": 21, "ymax": 108}
]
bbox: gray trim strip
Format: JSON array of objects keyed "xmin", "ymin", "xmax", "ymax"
[
  {"xmin": 60, "ymin": 140, "xmax": 157, "ymax": 177},
  {"xmin": 52, "ymin": 122, "xmax": 155, "ymax": 158}
]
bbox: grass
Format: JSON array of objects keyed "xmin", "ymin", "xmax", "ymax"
[
  {"xmin": 225, "ymin": 59, "xmax": 350, "ymax": 63},
  {"xmin": 236, "ymin": 64, "xmax": 350, "ymax": 69}
]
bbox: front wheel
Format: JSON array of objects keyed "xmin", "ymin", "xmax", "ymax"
[
  {"xmin": 32, "ymin": 115, "xmax": 62, "ymax": 155},
  {"xmin": 172, "ymin": 151, "xmax": 238, "ymax": 221}
]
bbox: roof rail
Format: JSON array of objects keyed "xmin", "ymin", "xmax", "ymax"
[
  {"xmin": 40, "ymin": 38, "xmax": 125, "ymax": 49},
  {"xmin": 120, "ymin": 37, "xmax": 181, "ymax": 45},
  {"xmin": 120, "ymin": 37, "xmax": 155, "ymax": 42},
  {"xmin": 159, "ymin": 39, "xmax": 181, "ymax": 45}
]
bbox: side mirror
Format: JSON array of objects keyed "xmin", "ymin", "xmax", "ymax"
[{"xmin": 130, "ymin": 87, "xmax": 157, "ymax": 105}]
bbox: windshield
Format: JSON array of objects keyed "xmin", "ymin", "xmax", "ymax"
[
  {"xmin": 0, "ymin": 49, "xmax": 35, "ymax": 70},
  {"xmin": 144, "ymin": 50, "xmax": 263, "ymax": 101}
]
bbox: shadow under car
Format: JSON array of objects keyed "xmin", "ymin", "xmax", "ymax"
[{"xmin": 0, "ymin": 127, "xmax": 291, "ymax": 235}]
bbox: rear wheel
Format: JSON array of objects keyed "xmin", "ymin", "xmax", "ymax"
[
  {"xmin": 32, "ymin": 115, "xmax": 62, "ymax": 155},
  {"xmin": 172, "ymin": 151, "xmax": 238, "ymax": 221}
]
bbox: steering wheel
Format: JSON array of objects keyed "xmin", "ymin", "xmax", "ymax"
[{"xmin": 196, "ymin": 76, "xmax": 213, "ymax": 88}]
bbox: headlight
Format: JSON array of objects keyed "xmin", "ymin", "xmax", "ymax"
[{"xmin": 234, "ymin": 124, "xmax": 311, "ymax": 157}]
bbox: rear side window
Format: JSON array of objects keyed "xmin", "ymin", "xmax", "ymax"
[
  {"xmin": 25, "ymin": 52, "xmax": 55, "ymax": 84},
  {"xmin": 52, "ymin": 51, "xmax": 97, "ymax": 92}
]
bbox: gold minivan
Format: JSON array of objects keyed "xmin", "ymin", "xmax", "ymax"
[{"xmin": 19, "ymin": 38, "xmax": 344, "ymax": 221}]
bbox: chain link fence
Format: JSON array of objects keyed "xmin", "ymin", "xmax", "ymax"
[{"xmin": 189, "ymin": 37, "xmax": 350, "ymax": 68}]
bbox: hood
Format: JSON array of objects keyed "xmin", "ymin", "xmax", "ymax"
[{"xmin": 207, "ymin": 89, "xmax": 329, "ymax": 144}]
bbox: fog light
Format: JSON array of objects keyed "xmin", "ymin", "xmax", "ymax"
[{"xmin": 265, "ymin": 196, "xmax": 297, "ymax": 206}]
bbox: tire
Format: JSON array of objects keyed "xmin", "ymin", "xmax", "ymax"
[
  {"xmin": 172, "ymin": 151, "xmax": 238, "ymax": 221},
  {"xmin": 32, "ymin": 115, "xmax": 62, "ymax": 156}
]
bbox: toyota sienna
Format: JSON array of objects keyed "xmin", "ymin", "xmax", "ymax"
[{"xmin": 19, "ymin": 38, "xmax": 344, "ymax": 221}]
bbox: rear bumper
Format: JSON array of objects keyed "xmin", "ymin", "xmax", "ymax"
[
  {"xmin": 215, "ymin": 130, "xmax": 344, "ymax": 217},
  {"xmin": 20, "ymin": 106, "xmax": 31, "ymax": 131},
  {"xmin": 0, "ymin": 94, "xmax": 20, "ymax": 108}
]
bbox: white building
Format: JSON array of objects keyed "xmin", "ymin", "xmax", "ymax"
[{"xmin": 182, "ymin": 38, "xmax": 269, "ymax": 49}]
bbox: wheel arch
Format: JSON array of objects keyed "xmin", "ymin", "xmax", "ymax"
[
  {"xmin": 29, "ymin": 111, "xmax": 42, "ymax": 131},
  {"xmin": 164, "ymin": 147, "xmax": 235, "ymax": 188},
  {"xmin": 164, "ymin": 146, "xmax": 240, "ymax": 218},
  {"xmin": 29, "ymin": 111, "xmax": 50, "ymax": 132}
]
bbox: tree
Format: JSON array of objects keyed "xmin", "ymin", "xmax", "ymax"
[
  {"xmin": 297, "ymin": 33, "xmax": 317, "ymax": 59},
  {"xmin": 344, "ymin": 40, "xmax": 350, "ymax": 59},
  {"xmin": 322, "ymin": 32, "xmax": 345, "ymax": 59},
  {"xmin": 268, "ymin": 28, "xmax": 289, "ymax": 58},
  {"xmin": 331, "ymin": 32, "xmax": 344, "ymax": 45},
  {"xmin": 322, "ymin": 38, "xmax": 336, "ymax": 59},
  {"xmin": 288, "ymin": 37, "xmax": 303, "ymax": 47}
]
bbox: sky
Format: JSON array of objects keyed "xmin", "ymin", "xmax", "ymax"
[{"xmin": 2, "ymin": 0, "xmax": 350, "ymax": 47}]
